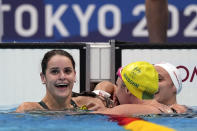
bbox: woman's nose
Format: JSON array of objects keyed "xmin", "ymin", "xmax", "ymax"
[{"xmin": 59, "ymin": 71, "xmax": 66, "ymax": 80}]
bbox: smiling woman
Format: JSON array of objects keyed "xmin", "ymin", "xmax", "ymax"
[{"xmin": 15, "ymin": 49, "xmax": 79, "ymax": 112}]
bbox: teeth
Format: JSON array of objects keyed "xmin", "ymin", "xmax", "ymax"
[{"xmin": 55, "ymin": 83, "xmax": 68, "ymax": 88}]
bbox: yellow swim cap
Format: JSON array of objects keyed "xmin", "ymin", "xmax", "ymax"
[{"xmin": 121, "ymin": 61, "xmax": 158, "ymax": 100}]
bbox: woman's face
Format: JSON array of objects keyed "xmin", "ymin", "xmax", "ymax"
[
  {"xmin": 41, "ymin": 55, "xmax": 76, "ymax": 99},
  {"xmin": 154, "ymin": 66, "xmax": 176, "ymax": 104},
  {"xmin": 115, "ymin": 77, "xmax": 131, "ymax": 104}
]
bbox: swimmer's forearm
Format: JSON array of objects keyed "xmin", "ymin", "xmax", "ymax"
[{"xmin": 92, "ymin": 104, "xmax": 161, "ymax": 116}]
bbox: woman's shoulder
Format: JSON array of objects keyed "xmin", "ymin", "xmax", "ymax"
[{"xmin": 15, "ymin": 102, "xmax": 42, "ymax": 113}]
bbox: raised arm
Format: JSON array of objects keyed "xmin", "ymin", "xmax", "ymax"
[{"xmin": 145, "ymin": 0, "xmax": 168, "ymax": 43}]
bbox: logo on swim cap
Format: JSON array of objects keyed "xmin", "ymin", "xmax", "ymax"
[{"xmin": 120, "ymin": 61, "xmax": 158, "ymax": 100}]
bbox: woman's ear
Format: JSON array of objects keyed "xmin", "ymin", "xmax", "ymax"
[
  {"xmin": 40, "ymin": 72, "xmax": 46, "ymax": 84},
  {"xmin": 172, "ymin": 84, "xmax": 177, "ymax": 94},
  {"xmin": 74, "ymin": 70, "xmax": 76, "ymax": 83}
]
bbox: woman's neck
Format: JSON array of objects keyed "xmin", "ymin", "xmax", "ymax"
[
  {"xmin": 42, "ymin": 93, "xmax": 72, "ymax": 110},
  {"xmin": 162, "ymin": 97, "xmax": 177, "ymax": 106}
]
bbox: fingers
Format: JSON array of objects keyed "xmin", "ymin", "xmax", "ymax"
[
  {"xmin": 150, "ymin": 100, "xmax": 173, "ymax": 114},
  {"xmin": 170, "ymin": 104, "xmax": 187, "ymax": 113}
]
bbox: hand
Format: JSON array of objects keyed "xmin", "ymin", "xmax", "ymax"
[
  {"xmin": 170, "ymin": 104, "xmax": 187, "ymax": 113},
  {"xmin": 149, "ymin": 100, "xmax": 173, "ymax": 114}
]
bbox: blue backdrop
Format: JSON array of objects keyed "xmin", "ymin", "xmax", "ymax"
[{"xmin": 1, "ymin": 0, "xmax": 197, "ymax": 43}]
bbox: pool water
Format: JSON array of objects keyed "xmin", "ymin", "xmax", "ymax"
[
  {"xmin": 144, "ymin": 111, "xmax": 197, "ymax": 131},
  {"xmin": 0, "ymin": 108, "xmax": 125, "ymax": 131},
  {"xmin": 0, "ymin": 106, "xmax": 197, "ymax": 131}
]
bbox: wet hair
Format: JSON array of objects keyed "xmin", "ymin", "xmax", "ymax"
[{"xmin": 41, "ymin": 49, "xmax": 75, "ymax": 75}]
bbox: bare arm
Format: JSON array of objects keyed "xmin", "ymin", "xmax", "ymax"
[
  {"xmin": 93, "ymin": 104, "xmax": 161, "ymax": 116},
  {"xmin": 94, "ymin": 81, "xmax": 115, "ymax": 95},
  {"xmin": 145, "ymin": 0, "xmax": 168, "ymax": 43}
]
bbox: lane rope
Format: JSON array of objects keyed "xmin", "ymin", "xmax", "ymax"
[{"xmin": 109, "ymin": 115, "xmax": 175, "ymax": 131}]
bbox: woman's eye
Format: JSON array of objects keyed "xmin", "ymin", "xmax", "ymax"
[
  {"xmin": 51, "ymin": 69, "xmax": 59, "ymax": 74},
  {"xmin": 158, "ymin": 77, "xmax": 163, "ymax": 81},
  {"xmin": 64, "ymin": 69, "xmax": 72, "ymax": 74}
]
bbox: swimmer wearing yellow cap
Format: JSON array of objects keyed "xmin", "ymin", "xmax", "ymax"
[
  {"xmin": 119, "ymin": 61, "xmax": 158, "ymax": 100},
  {"xmin": 93, "ymin": 61, "xmax": 175, "ymax": 116}
]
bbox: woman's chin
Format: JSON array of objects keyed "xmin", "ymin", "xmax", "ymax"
[{"xmin": 55, "ymin": 92, "xmax": 71, "ymax": 99}]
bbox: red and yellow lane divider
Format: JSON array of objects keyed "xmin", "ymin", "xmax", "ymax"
[{"xmin": 109, "ymin": 115, "xmax": 175, "ymax": 131}]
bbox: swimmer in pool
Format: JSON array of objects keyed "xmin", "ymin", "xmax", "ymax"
[
  {"xmin": 95, "ymin": 62, "xmax": 187, "ymax": 114},
  {"xmin": 93, "ymin": 61, "xmax": 176, "ymax": 116},
  {"xmin": 154, "ymin": 62, "xmax": 187, "ymax": 113},
  {"xmin": 77, "ymin": 62, "xmax": 187, "ymax": 114},
  {"xmin": 16, "ymin": 50, "xmax": 82, "ymax": 112},
  {"xmin": 16, "ymin": 49, "xmax": 114, "ymax": 113}
]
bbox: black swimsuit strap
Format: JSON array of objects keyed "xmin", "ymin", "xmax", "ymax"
[
  {"xmin": 70, "ymin": 99, "xmax": 79, "ymax": 108},
  {"xmin": 38, "ymin": 100, "xmax": 79, "ymax": 110},
  {"xmin": 38, "ymin": 101, "xmax": 49, "ymax": 110}
]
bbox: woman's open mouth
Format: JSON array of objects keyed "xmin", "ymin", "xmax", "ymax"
[{"xmin": 55, "ymin": 83, "xmax": 68, "ymax": 88}]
